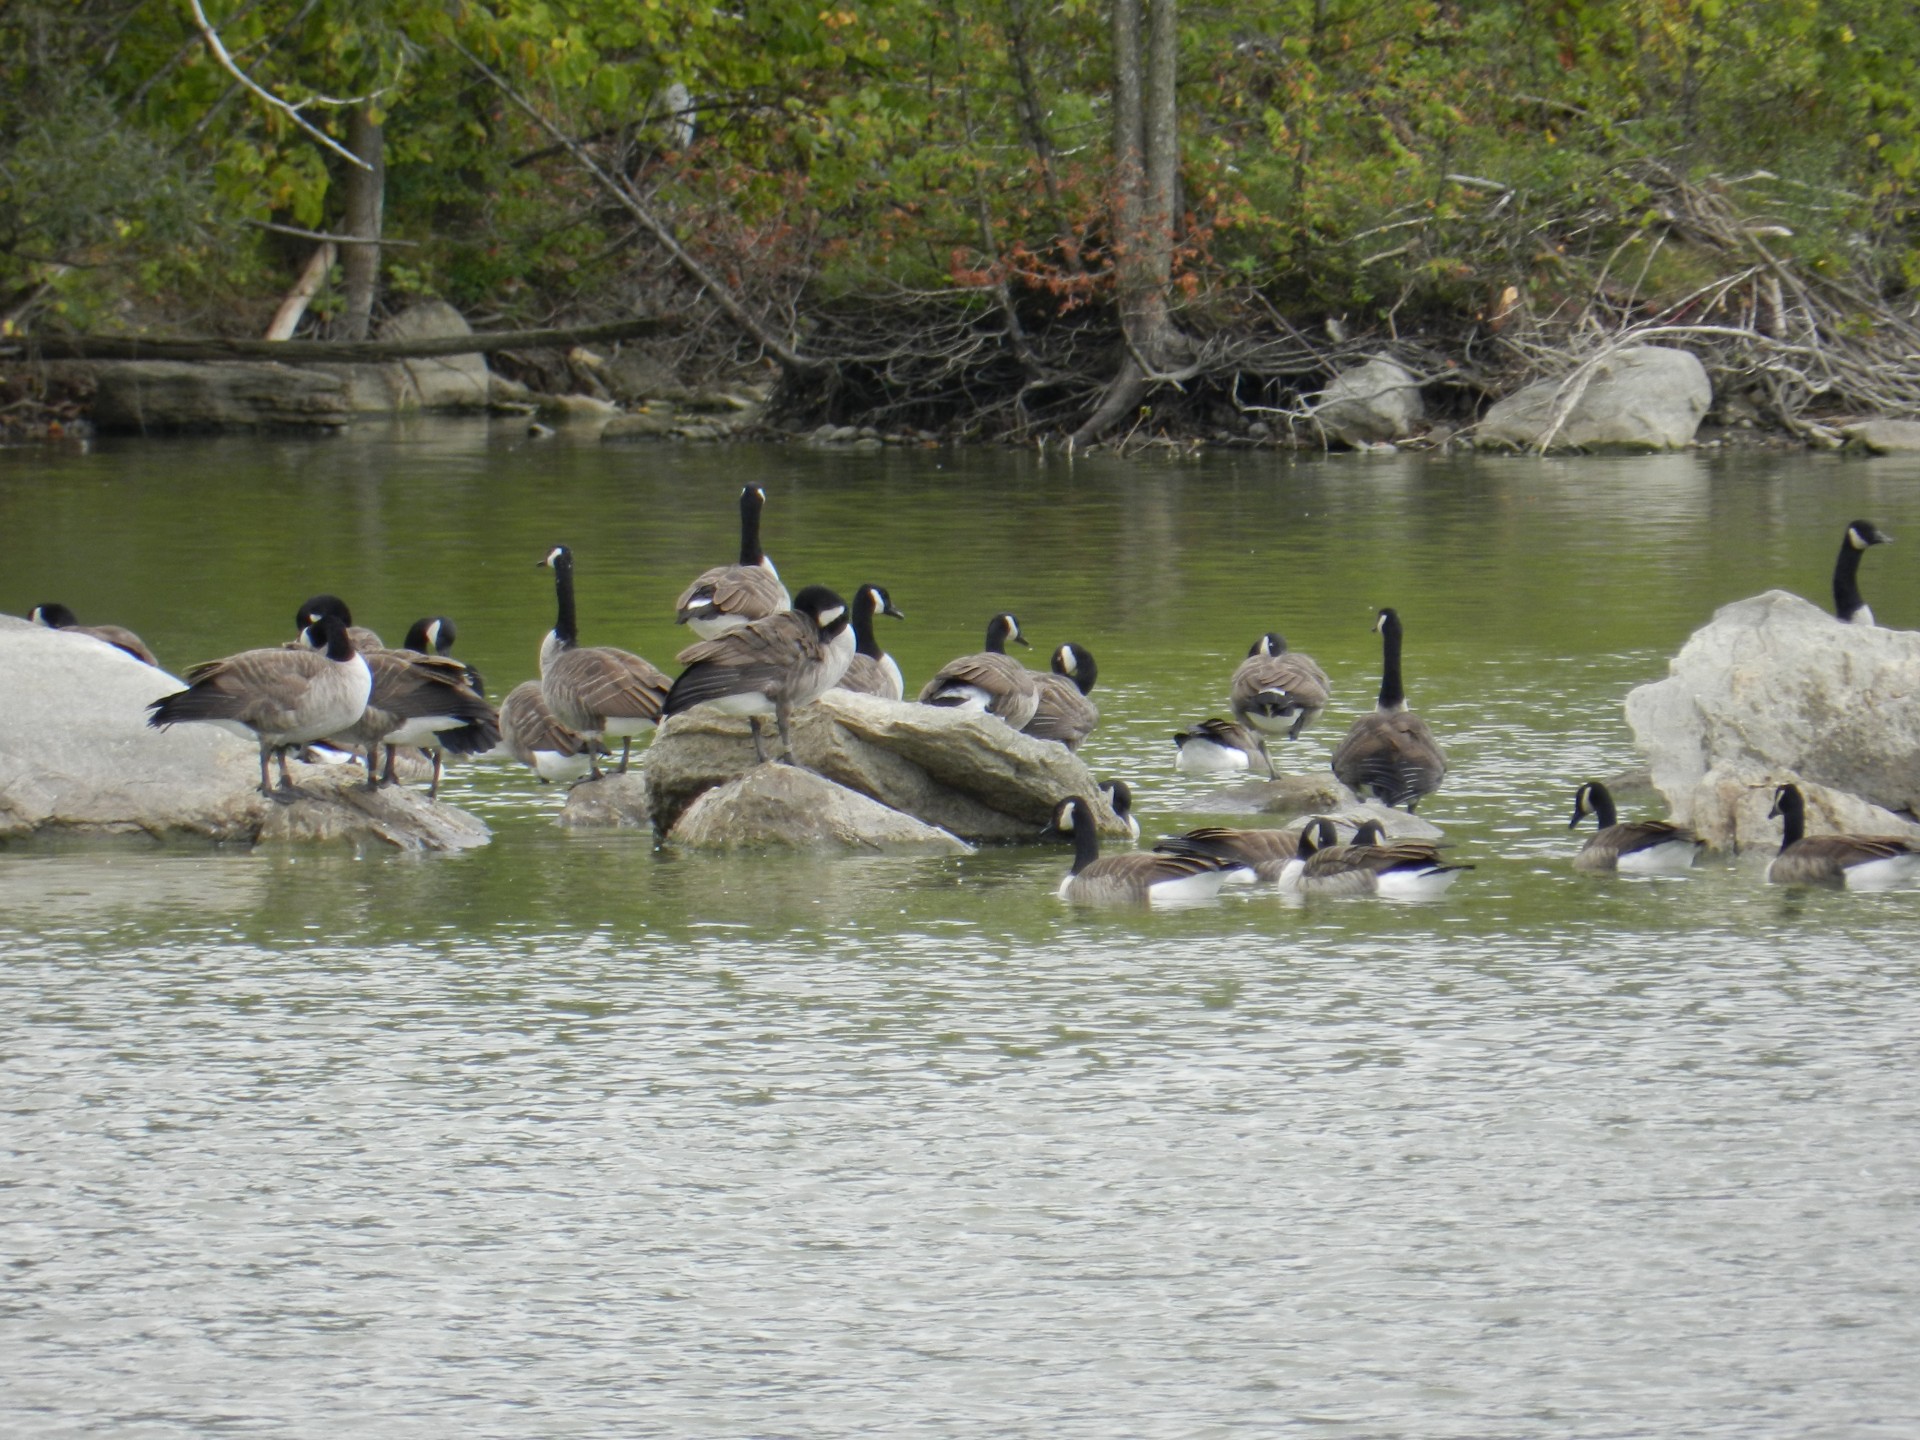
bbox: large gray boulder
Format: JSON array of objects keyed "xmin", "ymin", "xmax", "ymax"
[
  {"xmin": 1479, "ymin": 345, "xmax": 1710, "ymax": 452},
  {"xmin": 0, "ymin": 616, "xmax": 488, "ymax": 849},
  {"xmin": 645, "ymin": 690, "xmax": 1129, "ymax": 843},
  {"xmin": 558, "ymin": 772, "xmax": 652, "ymax": 829},
  {"xmin": 327, "ymin": 301, "xmax": 493, "ymax": 412},
  {"xmin": 1313, "ymin": 358, "xmax": 1424, "ymax": 446},
  {"xmin": 668, "ymin": 765, "xmax": 971, "ymax": 852},
  {"xmin": 89, "ymin": 360, "xmax": 349, "ymax": 432},
  {"xmin": 1624, "ymin": 589, "xmax": 1920, "ymax": 846},
  {"xmin": 1669, "ymin": 761, "xmax": 1918, "ymax": 855}
]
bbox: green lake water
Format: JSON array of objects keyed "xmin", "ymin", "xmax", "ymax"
[{"xmin": 3, "ymin": 423, "xmax": 1919, "ymax": 1436}]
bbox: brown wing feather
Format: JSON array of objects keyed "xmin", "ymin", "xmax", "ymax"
[
  {"xmin": 675, "ymin": 565, "xmax": 789, "ymax": 625},
  {"xmin": 546, "ymin": 647, "xmax": 671, "ymax": 726}
]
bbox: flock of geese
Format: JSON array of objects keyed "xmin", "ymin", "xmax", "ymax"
[{"xmin": 22, "ymin": 495, "xmax": 1920, "ymax": 900}]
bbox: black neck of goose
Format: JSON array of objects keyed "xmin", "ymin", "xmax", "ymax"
[
  {"xmin": 852, "ymin": 591, "xmax": 881, "ymax": 658},
  {"xmin": 1585, "ymin": 783, "xmax": 1618, "ymax": 829},
  {"xmin": 1833, "ymin": 538, "xmax": 1868, "ymax": 621},
  {"xmin": 1377, "ymin": 614, "xmax": 1407, "ymax": 711},
  {"xmin": 1066, "ymin": 801, "xmax": 1100, "ymax": 874},
  {"xmin": 986, "ymin": 619, "xmax": 1011, "ymax": 654},
  {"xmin": 1775, "ymin": 790, "xmax": 1805, "ymax": 850},
  {"xmin": 315, "ymin": 618, "xmax": 355, "ymax": 662},
  {"xmin": 552, "ymin": 554, "xmax": 578, "ymax": 648},
  {"xmin": 738, "ymin": 488, "xmax": 766, "ymax": 566}
]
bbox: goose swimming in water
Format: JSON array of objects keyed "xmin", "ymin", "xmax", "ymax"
[
  {"xmin": 1043, "ymin": 795, "xmax": 1229, "ymax": 905},
  {"xmin": 1765, "ymin": 782, "xmax": 1920, "ymax": 889},
  {"xmin": 1172, "ymin": 717, "xmax": 1261, "ymax": 775},
  {"xmin": 1569, "ymin": 780, "xmax": 1701, "ymax": 873},
  {"xmin": 1330, "ymin": 608, "xmax": 1447, "ymax": 811}
]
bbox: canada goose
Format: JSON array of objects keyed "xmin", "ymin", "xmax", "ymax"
[
  {"xmin": 291, "ymin": 594, "xmax": 384, "ymax": 653},
  {"xmin": 1043, "ymin": 795, "xmax": 1229, "ymax": 905},
  {"xmin": 675, "ymin": 484, "xmax": 790, "ymax": 638},
  {"xmin": 1292, "ymin": 819, "xmax": 1469, "ymax": 899},
  {"xmin": 1765, "ymin": 783, "xmax": 1920, "ymax": 889},
  {"xmin": 917, "ymin": 612, "xmax": 1039, "ymax": 728},
  {"xmin": 1570, "ymin": 780, "xmax": 1702, "ymax": 873},
  {"xmin": 147, "ymin": 614, "xmax": 372, "ymax": 803},
  {"xmin": 1262, "ymin": 816, "xmax": 1342, "ymax": 891},
  {"xmin": 1023, "ymin": 643, "xmax": 1099, "ymax": 749},
  {"xmin": 1156, "ymin": 820, "xmax": 1312, "ymax": 876},
  {"xmin": 663, "ymin": 584, "xmax": 855, "ymax": 764},
  {"xmin": 293, "ymin": 599, "xmax": 498, "ymax": 797},
  {"xmin": 1331, "ymin": 608, "xmax": 1447, "ymax": 811},
  {"xmin": 1099, "ymin": 778, "xmax": 1140, "ymax": 841},
  {"xmin": 538, "ymin": 545, "xmax": 673, "ymax": 780},
  {"xmin": 1172, "ymin": 717, "xmax": 1260, "ymax": 775},
  {"xmin": 28, "ymin": 603, "xmax": 159, "ymax": 667},
  {"xmin": 403, "ymin": 616, "xmax": 486, "ymax": 697},
  {"xmin": 1230, "ymin": 632, "xmax": 1331, "ymax": 778},
  {"xmin": 836, "ymin": 583, "xmax": 907, "ymax": 699},
  {"xmin": 1832, "ymin": 519, "xmax": 1891, "ymax": 624},
  {"xmin": 497, "ymin": 679, "xmax": 605, "ymax": 784}
]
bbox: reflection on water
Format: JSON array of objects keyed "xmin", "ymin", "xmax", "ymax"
[{"xmin": 4, "ymin": 431, "xmax": 1920, "ymax": 1436}]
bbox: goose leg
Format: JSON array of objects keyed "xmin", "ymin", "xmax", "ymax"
[
  {"xmin": 748, "ymin": 716, "xmax": 770, "ymax": 766},
  {"xmin": 1255, "ymin": 737, "xmax": 1277, "ymax": 780},
  {"xmin": 618, "ymin": 737, "xmax": 633, "ymax": 774},
  {"xmin": 427, "ymin": 748, "xmax": 443, "ymax": 800},
  {"xmin": 774, "ymin": 700, "xmax": 796, "ymax": 765},
  {"xmin": 585, "ymin": 732, "xmax": 606, "ymax": 782},
  {"xmin": 272, "ymin": 746, "xmax": 300, "ymax": 804},
  {"xmin": 379, "ymin": 745, "xmax": 400, "ymax": 789}
]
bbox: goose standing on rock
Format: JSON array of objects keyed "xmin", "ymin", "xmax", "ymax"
[
  {"xmin": 29, "ymin": 603, "xmax": 159, "ymax": 667},
  {"xmin": 1172, "ymin": 717, "xmax": 1261, "ymax": 775},
  {"xmin": 147, "ymin": 613, "xmax": 372, "ymax": 803},
  {"xmin": 1331, "ymin": 608, "xmax": 1447, "ymax": 811},
  {"xmin": 1569, "ymin": 780, "xmax": 1702, "ymax": 873},
  {"xmin": 538, "ymin": 546, "xmax": 672, "ymax": 780},
  {"xmin": 497, "ymin": 680, "xmax": 604, "ymax": 784},
  {"xmin": 917, "ymin": 612, "xmax": 1039, "ymax": 729},
  {"xmin": 664, "ymin": 585, "xmax": 855, "ymax": 765},
  {"xmin": 675, "ymin": 484, "xmax": 790, "ymax": 638},
  {"xmin": 1230, "ymin": 633, "xmax": 1330, "ymax": 778},
  {"xmin": 1832, "ymin": 519, "xmax": 1892, "ymax": 625},
  {"xmin": 1023, "ymin": 643, "xmax": 1100, "ymax": 749},
  {"xmin": 1043, "ymin": 795, "xmax": 1229, "ymax": 905},
  {"xmin": 835, "ymin": 583, "xmax": 907, "ymax": 699},
  {"xmin": 1765, "ymin": 782, "xmax": 1920, "ymax": 889},
  {"xmin": 296, "ymin": 597, "xmax": 499, "ymax": 797}
]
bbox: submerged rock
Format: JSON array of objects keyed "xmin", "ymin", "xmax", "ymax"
[
  {"xmin": 1479, "ymin": 345, "xmax": 1710, "ymax": 452},
  {"xmin": 667, "ymin": 765, "xmax": 971, "ymax": 852},
  {"xmin": 1313, "ymin": 358, "xmax": 1425, "ymax": 447},
  {"xmin": 0, "ymin": 616, "xmax": 488, "ymax": 850},
  {"xmin": 1625, "ymin": 589, "xmax": 1920, "ymax": 845},
  {"xmin": 558, "ymin": 772, "xmax": 652, "ymax": 829},
  {"xmin": 645, "ymin": 690, "xmax": 1127, "ymax": 843},
  {"xmin": 1841, "ymin": 419, "xmax": 1920, "ymax": 455}
]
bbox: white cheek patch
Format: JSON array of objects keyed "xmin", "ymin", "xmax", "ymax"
[{"xmin": 818, "ymin": 605, "xmax": 846, "ymax": 628}]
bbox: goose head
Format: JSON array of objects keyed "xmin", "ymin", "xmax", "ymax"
[
  {"xmin": 793, "ymin": 585, "xmax": 850, "ymax": 640},
  {"xmin": 295, "ymin": 593, "xmax": 354, "ymax": 631},
  {"xmin": 1051, "ymin": 642, "xmax": 1097, "ymax": 695},
  {"xmin": 1249, "ymin": 632, "xmax": 1289, "ymax": 658},
  {"xmin": 985, "ymin": 612, "xmax": 1031, "ymax": 652},
  {"xmin": 404, "ymin": 616, "xmax": 456, "ymax": 654},
  {"xmin": 1847, "ymin": 520, "xmax": 1892, "ymax": 551}
]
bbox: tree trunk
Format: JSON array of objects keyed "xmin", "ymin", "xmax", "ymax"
[
  {"xmin": 1071, "ymin": 0, "xmax": 1188, "ymax": 448},
  {"xmin": 339, "ymin": 106, "xmax": 385, "ymax": 341}
]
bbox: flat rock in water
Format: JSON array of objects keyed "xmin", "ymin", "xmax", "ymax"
[
  {"xmin": 0, "ymin": 616, "xmax": 487, "ymax": 850},
  {"xmin": 1478, "ymin": 345, "xmax": 1710, "ymax": 451},
  {"xmin": 1204, "ymin": 773, "xmax": 1356, "ymax": 816},
  {"xmin": 1841, "ymin": 419, "xmax": 1920, "ymax": 455},
  {"xmin": 558, "ymin": 771, "xmax": 652, "ymax": 829},
  {"xmin": 667, "ymin": 765, "xmax": 971, "ymax": 853},
  {"xmin": 645, "ymin": 690, "xmax": 1127, "ymax": 843},
  {"xmin": 88, "ymin": 359, "xmax": 349, "ymax": 432},
  {"xmin": 1625, "ymin": 589, "xmax": 1920, "ymax": 845}
]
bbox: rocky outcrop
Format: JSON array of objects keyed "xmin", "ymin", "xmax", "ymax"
[
  {"xmin": 558, "ymin": 772, "xmax": 652, "ymax": 829},
  {"xmin": 326, "ymin": 301, "xmax": 493, "ymax": 413},
  {"xmin": 1673, "ymin": 763, "xmax": 1919, "ymax": 854},
  {"xmin": 89, "ymin": 360, "xmax": 350, "ymax": 432},
  {"xmin": 668, "ymin": 765, "xmax": 971, "ymax": 852},
  {"xmin": 0, "ymin": 616, "xmax": 488, "ymax": 850},
  {"xmin": 1624, "ymin": 589, "xmax": 1920, "ymax": 846},
  {"xmin": 1312, "ymin": 358, "xmax": 1424, "ymax": 446},
  {"xmin": 644, "ymin": 690, "xmax": 1129, "ymax": 843},
  {"xmin": 1841, "ymin": 419, "xmax": 1920, "ymax": 455},
  {"xmin": 1478, "ymin": 345, "xmax": 1711, "ymax": 452}
]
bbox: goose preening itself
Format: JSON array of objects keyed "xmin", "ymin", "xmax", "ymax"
[
  {"xmin": 29, "ymin": 603, "xmax": 159, "ymax": 667},
  {"xmin": 1832, "ymin": 519, "xmax": 1891, "ymax": 625},
  {"xmin": 146, "ymin": 614, "xmax": 372, "ymax": 803},
  {"xmin": 917, "ymin": 612, "xmax": 1039, "ymax": 729},
  {"xmin": 1023, "ymin": 642, "xmax": 1099, "ymax": 750},
  {"xmin": 1099, "ymin": 778, "xmax": 1139, "ymax": 841},
  {"xmin": 1292, "ymin": 818, "xmax": 1470, "ymax": 899},
  {"xmin": 836, "ymin": 583, "xmax": 907, "ymax": 699},
  {"xmin": 498, "ymin": 679, "xmax": 604, "ymax": 784},
  {"xmin": 538, "ymin": 546, "xmax": 672, "ymax": 780},
  {"xmin": 675, "ymin": 484, "xmax": 790, "ymax": 639},
  {"xmin": 1330, "ymin": 608, "xmax": 1447, "ymax": 811},
  {"xmin": 663, "ymin": 584, "xmax": 855, "ymax": 765},
  {"xmin": 1570, "ymin": 780, "xmax": 1702, "ymax": 874},
  {"xmin": 1230, "ymin": 633, "xmax": 1331, "ymax": 778},
  {"xmin": 1172, "ymin": 717, "xmax": 1260, "ymax": 775},
  {"xmin": 1154, "ymin": 822, "xmax": 1312, "ymax": 885},
  {"xmin": 1766, "ymin": 783, "xmax": 1920, "ymax": 889},
  {"xmin": 1043, "ymin": 795, "xmax": 1229, "ymax": 905}
]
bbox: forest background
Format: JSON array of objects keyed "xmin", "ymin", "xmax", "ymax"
[{"xmin": 4, "ymin": 0, "xmax": 1919, "ymax": 444}]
